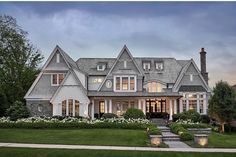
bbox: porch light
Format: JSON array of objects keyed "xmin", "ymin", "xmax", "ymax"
[
  {"xmin": 194, "ymin": 134, "xmax": 208, "ymax": 146},
  {"xmin": 150, "ymin": 135, "xmax": 162, "ymax": 145}
]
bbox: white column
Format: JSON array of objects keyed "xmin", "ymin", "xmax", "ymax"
[
  {"xmin": 138, "ymin": 99, "xmax": 141, "ymax": 109},
  {"xmin": 73, "ymin": 100, "xmax": 75, "ymax": 116},
  {"xmin": 169, "ymin": 99, "xmax": 173, "ymax": 120},
  {"xmin": 91, "ymin": 100, "xmax": 94, "ymax": 119},
  {"xmin": 186, "ymin": 94, "xmax": 189, "ymax": 111},
  {"xmin": 105, "ymin": 99, "xmax": 108, "ymax": 113},
  {"xmin": 109, "ymin": 99, "xmax": 112, "ymax": 113},
  {"xmin": 142, "ymin": 99, "xmax": 146, "ymax": 115},
  {"xmin": 179, "ymin": 99, "xmax": 183, "ymax": 113},
  {"xmin": 128, "ymin": 100, "xmax": 131, "ymax": 108},
  {"xmin": 174, "ymin": 99, "xmax": 177, "ymax": 114},
  {"xmin": 203, "ymin": 93, "xmax": 207, "ymax": 114},
  {"xmin": 197, "ymin": 94, "xmax": 200, "ymax": 113}
]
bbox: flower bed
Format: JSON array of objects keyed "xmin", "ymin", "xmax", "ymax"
[{"xmin": 0, "ymin": 117, "xmax": 150, "ymax": 130}]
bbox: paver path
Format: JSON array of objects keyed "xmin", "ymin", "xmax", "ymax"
[
  {"xmin": 0, "ymin": 143, "xmax": 236, "ymax": 153},
  {"xmin": 158, "ymin": 126, "xmax": 191, "ymax": 148}
]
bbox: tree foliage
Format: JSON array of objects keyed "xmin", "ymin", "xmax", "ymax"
[
  {"xmin": 0, "ymin": 15, "xmax": 43, "ymax": 116},
  {"xmin": 5, "ymin": 101, "xmax": 30, "ymax": 121},
  {"xmin": 208, "ymin": 81, "xmax": 236, "ymax": 133}
]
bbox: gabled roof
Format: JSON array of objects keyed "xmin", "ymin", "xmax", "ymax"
[
  {"xmin": 24, "ymin": 45, "xmax": 86, "ymax": 99},
  {"xmin": 172, "ymin": 59, "xmax": 211, "ymax": 92},
  {"xmin": 97, "ymin": 45, "xmax": 144, "ymax": 91}
]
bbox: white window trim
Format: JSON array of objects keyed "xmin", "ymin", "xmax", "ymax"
[
  {"xmin": 51, "ymin": 73, "xmax": 65, "ymax": 86},
  {"xmin": 97, "ymin": 64, "xmax": 106, "ymax": 71},
  {"xmin": 56, "ymin": 53, "xmax": 60, "ymax": 63},
  {"xmin": 113, "ymin": 75, "xmax": 137, "ymax": 92},
  {"xmin": 143, "ymin": 62, "xmax": 150, "ymax": 70},
  {"xmin": 155, "ymin": 62, "xmax": 164, "ymax": 70}
]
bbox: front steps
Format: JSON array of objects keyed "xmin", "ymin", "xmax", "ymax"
[
  {"xmin": 150, "ymin": 118, "xmax": 167, "ymax": 126},
  {"xmin": 158, "ymin": 126, "xmax": 181, "ymax": 142}
]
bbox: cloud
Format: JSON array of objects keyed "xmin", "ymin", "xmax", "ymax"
[{"xmin": 0, "ymin": 2, "xmax": 236, "ymax": 87}]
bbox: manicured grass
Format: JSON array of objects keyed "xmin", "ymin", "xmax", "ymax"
[
  {"xmin": 0, "ymin": 128, "xmax": 147, "ymax": 146},
  {"xmin": 0, "ymin": 148, "xmax": 235, "ymax": 157},
  {"xmin": 186, "ymin": 132, "xmax": 236, "ymax": 148}
]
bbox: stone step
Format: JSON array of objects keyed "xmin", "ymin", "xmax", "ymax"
[{"xmin": 162, "ymin": 137, "xmax": 181, "ymax": 141}]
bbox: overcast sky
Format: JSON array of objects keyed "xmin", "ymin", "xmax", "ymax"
[{"xmin": 0, "ymin": 2, "xmax": 236, "ymax": 88}]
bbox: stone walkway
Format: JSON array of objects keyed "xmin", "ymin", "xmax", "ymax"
[
  {"xmin": 158, "ymin": 126, "xmax": 191, "ymax": 148},
  {"xmin": 0, "ymin": 143, "xmax": 236, "ymax": 153}
]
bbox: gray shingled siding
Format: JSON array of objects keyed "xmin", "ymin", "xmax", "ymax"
[
  {"xmin": 100, "ymin": 78, "xmax": 113, "ymax": 91},
  {"xmin": 45, "ymin": 51, "xmax": 69, "ymax": 71},
  {"xmin": 88, "ymin": 76, "xmax": 105, "ymax": 91},
  {"xmin": 29, "ymin": 74, "xmax": 59, "ymax": 98},
  {"xmin": 26, "ymin": 100, "xmax": 52, "ymax": 116}
]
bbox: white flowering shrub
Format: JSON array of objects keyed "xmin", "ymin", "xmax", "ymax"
[{"xmin": 0, "ymin": 116, "xmax": 150, "ymax": 129}]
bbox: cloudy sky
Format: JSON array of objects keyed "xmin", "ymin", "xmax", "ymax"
[{"xmin": 0, "ymin": 2, "xmax": 236, "ymax": 87}]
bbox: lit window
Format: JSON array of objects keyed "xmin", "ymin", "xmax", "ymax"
[
  {"xmin": 130, "ymin": 77, "xmax": 135, "ymax": 90},
  {"xmin": 190, "ymin": 74, "xmax": 193, "ymax": 82},
  {"xmin": 62, "ymin": 100, "xmax": 66, "ymax": 116},
  {"xmin": 99, "ymin": 101, "xmax": 105, "ymax": 113},
  {"xmin": 116, "ymin": 77, "xmax": 120, "ymax": 90},
  {"xmin": 68, "ymin": 99, "xmax": 73, "ymax": 116},
  {"xmin": 200, "ymin": 100, "xmax": 204, "ymax": 113},
  {"xmin": 156, "ymin": 62, "xmax": 164, "ymax": 70},
  {"xmin": 143, "ymin": 62, "xmax": 151, "ymax": 70},
  {"xmin": 122, "ymin": 77, "xmax": 128, "ymax": 90},
  {"xmin": 56, "ymin": 53, "xmax": 60, "ymax": 63},
  {"xmin": 75, "ymin": 100, "xmax": 79, "ymax": 116},
  {"xmin": 51, "ymin": 74, "xmax": 65, "ymax": 86},
  {"xmin": 147, "ymin": 82, "xmax": 164, "ymax": 92},
  {"xmin": 93, "ymin": 78, "xmax": 103, "ymax": 83}
]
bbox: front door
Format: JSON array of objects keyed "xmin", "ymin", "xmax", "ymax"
[{"xmin": 146, "ymin": 99, "xmax": 166, "ymax": 118}]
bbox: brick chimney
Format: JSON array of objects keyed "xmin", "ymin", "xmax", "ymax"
[{"xmin": 200, "ymin": 48, "xmax": 208, "ymax": 84}]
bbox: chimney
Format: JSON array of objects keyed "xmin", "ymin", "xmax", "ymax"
[{"xmin": 200, "ymin": 48, "xmax": 208, "ymax": 84}]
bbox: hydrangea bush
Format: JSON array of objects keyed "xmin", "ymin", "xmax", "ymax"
[{"xmin": 0, "ymin": 116, "xmax": 150, "ymax": 130}]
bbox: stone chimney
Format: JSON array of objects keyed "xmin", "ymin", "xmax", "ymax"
[{"xmin": 200, "ymin": 48, "xmax": 208, "ymax": 84}]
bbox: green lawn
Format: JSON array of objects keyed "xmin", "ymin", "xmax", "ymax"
[
  {"xmin": 0, "ymin": 148, "xmax": 235, "ymax": 157},
  {"xmin": 186, "ymin": 132, "xmax": 236, "ymax": 148},
  {"xmin": 0, "ymin": 128, "xmax": 147, "ymax": 146}
]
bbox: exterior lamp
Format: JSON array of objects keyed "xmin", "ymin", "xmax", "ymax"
[{"xmin": 194, "ymin": 134, "xmax": 208, "ymax": 146}]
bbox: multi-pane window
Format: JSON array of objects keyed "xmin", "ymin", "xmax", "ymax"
[
  {"xmin": 75, "ymin": 100, "xmax": 79, "ymax": 116},
  {"xmin": 189, "ymin": 99, "xmax": 197, "ymax": 111},
  {"xmin": 99, "ymin": 101, "xmax": 105, "ymax": 113},
  {"xmin": 61, "ymin": 99, "xmax": 79, "ymax": 117},
  {"xmin": 182, "ymin": 100, "xmax": 186, "ymax": 111},
  {"xmin": 155, "ymin": 62, "xmax": 164, "ymax": 70},
  {"xmin": 62, "ymin": 100, "xmax": 66, "ymax": 116},
  {"xmin": 147, "ymin": 82, "xmax": 164, "ymax": 92},
  {"xmin": 200, "ymin": 100, "xmax": 204, "ymax": 113},
  {"xmin": 130, "ymin": 77, "xmax": 135, "ymax": 90},
  {"xmin": 68, "ymin": 99, "xmax": 73, "ymax": 116},
  {"xmin": 114, "ymin": 76, "xmax": 136, "ymax": 91},
  {"xmin": 51, "ymin": 73, "xmax": 65, "ymax": 86},
  {"xmin": 122, "ymin": 77, "xmax": 128, "ymax": 90},
  {"xmin": 143, "ymin": 62, "xmax": 150, "ymax": 70}
]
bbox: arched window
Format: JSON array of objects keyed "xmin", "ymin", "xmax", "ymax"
[
  {"xmin": 147, "ymin": 81, "xmax": 165, "ymax": 92},
  {"xmin": 61, "ymin": 99, "xmax": 80, "ymax": 117}
]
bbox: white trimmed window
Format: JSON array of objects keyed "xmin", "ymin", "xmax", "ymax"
[
  {"xmin": 114, "ymin": 75, "xmax": 136, "ymax": 92},
  {"xmin": 155, "ymin": 62, "xmax": 164, "ymax": 70},
  {"xmin": 56, "ymin": 53, "xmax": 60, "ymax": 63},
  {"xmin": 147, "ymin": 82, "xmax": 165, "ymax": 92},
  {"xmin": 51, "ymin": 73, "xmax": 65, "ymax": 86},
  {"xmin": 61, "ymin": 99, "xmax": 80, "ymax": 117},
  {"xmin": 143, "ymin": 62, "xmax": 150, "ymax": 71},
  {"xmin": 97, "ymin": 64, "xmax": 106, "ymax": 71}
]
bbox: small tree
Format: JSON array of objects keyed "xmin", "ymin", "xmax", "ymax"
[
  {"xmin": 5, "ymin": 101, "xmax": 30, "ymax": 121},
  {"xmin": 208, "ymin": 81, "xmax": 236, "ymax": 133}
]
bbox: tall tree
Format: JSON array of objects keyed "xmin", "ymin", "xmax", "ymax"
[
  {"xmin": 208, "ymin": 81, "xmax": 236, "ymax": 133},
  {"xmin": 0, "ymin": 15, "xmax": 43, "ymax": 116}
]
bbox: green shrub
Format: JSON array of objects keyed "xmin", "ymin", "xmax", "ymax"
[
  {"xmin": 173, "ymin": 110, "xmax": 201, "ymax": 122},
  {"xmin": 148, "ymin": 126, "xmax": 162, "ymax": 135},
  {"xmin": 101, "ymin": 113, "xmax": 118, "ymax": 119},
  {"xmin": 180, "ymin": 131, "xmax": 194, "ymax": 141},
  {"xmin": 172, "ymin": 114, "xmax": 181, "ymax": 122},
  {"xmin": 5, "ymin": 101, "xmax": 30, "ymax": 121},
  {"xmin": 200, "ymin": 115, "xmax": 210, "ymax": 124},
  {"xmin": 124, "ymin": 108, "xmax": 145, "ymax": 119}
]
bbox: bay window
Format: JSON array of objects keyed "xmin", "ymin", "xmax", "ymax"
[{"xmin": 114, "ymin": 76, "xmax": 136, "ymax": 92}]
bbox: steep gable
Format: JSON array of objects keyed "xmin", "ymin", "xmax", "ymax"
[
  {"xmin": 173, "ymin": 60, "xmax": 210, "ymax": 92},
  {"xmin": 97, "ymin": 45, "xmax": 143, "ymax": 91}
]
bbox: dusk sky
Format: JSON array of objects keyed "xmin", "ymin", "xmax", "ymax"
[{"xmin": 0, "ymin": 2, "xmax": 236, "ymax": 88}]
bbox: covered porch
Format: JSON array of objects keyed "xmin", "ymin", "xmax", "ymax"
[{"xmin": 89, "ymin": 96, "xmax": 180, "ymax": 120}]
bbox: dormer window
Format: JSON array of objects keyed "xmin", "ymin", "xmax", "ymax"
[
  {"xmin": 97, "ymin": 64, "xmax": 106, "ymax": 71},
  {"xmin": 155, "ymin": 62, "xmax": 164, "ymax": 71},
  {"xmin": 143, "ymin": 62, "xmax": 151, "ymax": 71}
]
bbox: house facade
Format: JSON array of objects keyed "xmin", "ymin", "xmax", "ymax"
[{"xmin": 24, "ymin": 45, "xmax": 211, "ymax": 120}]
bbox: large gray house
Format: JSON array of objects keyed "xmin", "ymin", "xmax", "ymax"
[{"xmin": 24, "ymin": 45, "xmax": 211, "ymax": 120}]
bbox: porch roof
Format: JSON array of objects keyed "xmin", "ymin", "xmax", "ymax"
[{"xmin": 88, "ymin": 91, "xmax": 182, "ymax": 97}]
